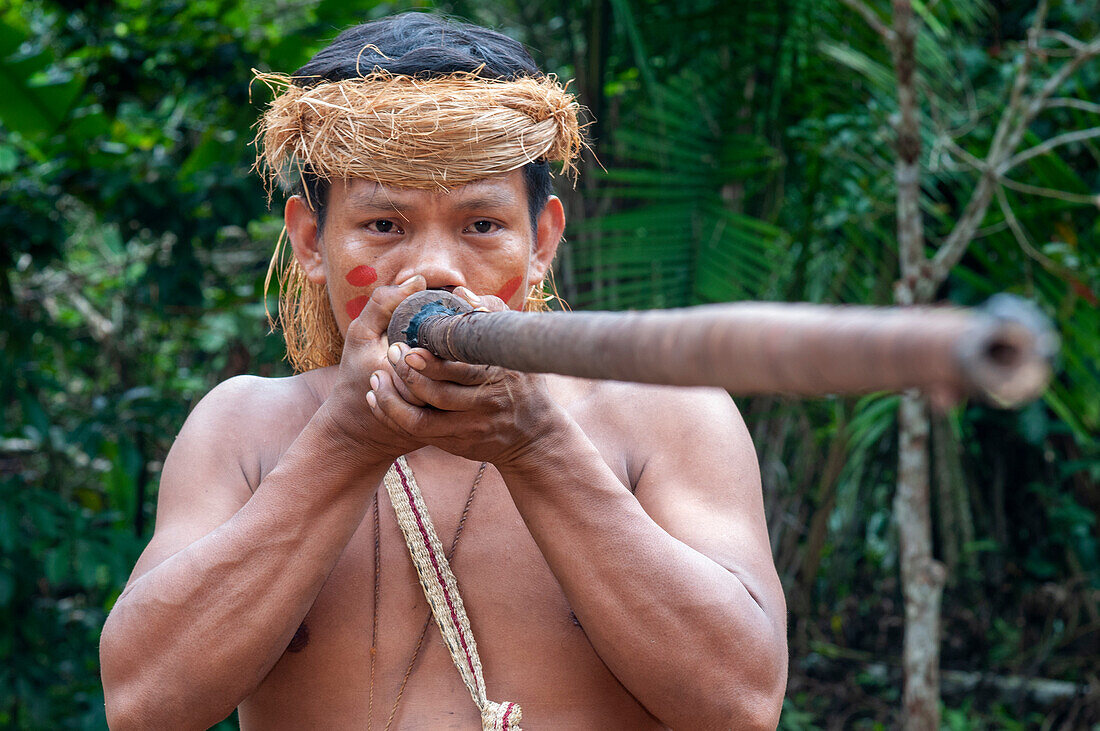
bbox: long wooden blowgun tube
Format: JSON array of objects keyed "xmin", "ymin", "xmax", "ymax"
[{"xmin": 386, "ymin": 291, "xmax": 1056, "ymax": 407}]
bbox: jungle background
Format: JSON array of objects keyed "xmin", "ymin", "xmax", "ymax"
[{"xmin": 1, "ymin": 0, "xmax": 1098, "ymax": 728}]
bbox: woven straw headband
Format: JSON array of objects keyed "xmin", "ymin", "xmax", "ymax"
[{"xmin": 252, "ymin": 69, "xmax": 584, "ymax": 196}]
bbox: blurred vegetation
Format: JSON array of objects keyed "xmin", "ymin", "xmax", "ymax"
[{"xmin": 1, "ymin": 0, "xmax": 1097, "ymax": 728}]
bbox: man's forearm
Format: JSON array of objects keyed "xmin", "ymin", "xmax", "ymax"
[
  {"xmin": 100, "ymin": 411, "xmax": 390, "ymax": 729},
  {"xmin": 498, "ymin": 417, "xmax": 786, "ymax": 730}
]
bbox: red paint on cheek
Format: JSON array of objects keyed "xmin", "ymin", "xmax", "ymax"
[
  {"xmin": 495, "ymin": 276, "xmax": 523, "ymax": 304},
  {"xmin": 345, "ymin": 295, "xmax": 369, "ymax": 320},
  {"xmin": 345, "ymin": 265, "xmax": 378, "ymax": 287}
]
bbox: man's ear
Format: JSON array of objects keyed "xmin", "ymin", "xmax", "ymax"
[
  {"xmin": 285, "ymin": 195, "xmax": 326, "ymax": 285},
  {"xmin": 529, "ymin": 195, "xmax": 565, "ymax": 283}
]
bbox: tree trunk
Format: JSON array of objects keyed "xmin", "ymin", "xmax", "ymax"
[
  {"xmin": 888, "ymin": 0, "xmax": 948, "ymax": 725},
  {"xmin": 895, "ymin": 393, "xmax": 946, "ymax": 729}
]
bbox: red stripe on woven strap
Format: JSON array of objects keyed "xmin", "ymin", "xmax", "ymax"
[{"xmin": 394, "ymin": 460, "xmax": 481, "ymax": 686}]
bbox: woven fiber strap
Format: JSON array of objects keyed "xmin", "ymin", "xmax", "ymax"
[{"xmin": 383, "ymin": 457, "xmax": 523, "ymax": 731}]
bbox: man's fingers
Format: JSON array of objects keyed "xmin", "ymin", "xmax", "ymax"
[
  {"xmin": 348, "ymin": 275, "xmax": 425, "ymax": 342},
  {"xmin": 388, "ymin": 344, "xmax": 480, "ymax": 411},
  {"xmin": 368, "ymin": 369, "xmax": 445, "ymax": 437},
  {"xmin": 455, "ymin": 286, "xmax": 509, "ymax": 313},
  {"xmin": 402, "ymin": 345, "xmax": 502, "ymax": 386},
  {"xmin": 386, "ymin": 358, "xmax": 428, "ymax": 407},
  {"xmin": 478, "ymin": 293, "xmax": 510, "ymax": 313}
]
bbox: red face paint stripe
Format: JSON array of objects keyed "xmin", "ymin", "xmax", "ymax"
[
  {"xmin": 345, "ymin": 265, "xmax": 378, "ymax": 287},
  {"xmin": 394, "ymin": 461, "xmax": 480, "ymax": 683},
  {"xmin": 495, "ymin": 275, "xmax": 523, "ymax": 304},
  {"xmin": 345, "ymin": 295, "xmax": 369, "ymax": 320}
]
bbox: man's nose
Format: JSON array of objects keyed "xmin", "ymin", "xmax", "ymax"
[{"xmin": 393, "ymin": 236, "xmax": 466, "ymax": 291}]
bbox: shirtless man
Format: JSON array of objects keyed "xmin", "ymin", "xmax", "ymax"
[{"xmin": 99, "ymin": 13, "xmax": 787, "ymax": 730}]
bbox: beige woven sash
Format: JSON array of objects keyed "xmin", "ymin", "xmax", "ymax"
[{"xmin": 383, "ymin": 456, "xmax": 522, "ymax": 731}]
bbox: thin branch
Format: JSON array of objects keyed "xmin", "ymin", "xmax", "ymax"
[
  {"xmin": 1001, "ymin": 126, "xmax": 1100, "ymax": 172},
  {"xmin": 960, "ymin": 61, "xmax": 979, "ymax": 130},
  {"xmin": 1000, "ymin": 176, "xmax": 1100, "ymax": 206},
  {"xmin": 925, "ymin": 171, "xmax": 996, "ymax": 293},
  {"xmin": 995, "ymin": 185, "xmax": 1078, "ymax": 278},
  {"xmin": 1031, "ymin": 47, "xmax": 1084, "ymax": 58},
  {"xmin": 972, "ymin": 220, "xmax": 1010, "ymax": 239},
  {"xmin": 928, "ymin": 23, "xmax": 1099, "ymax": 289},
  {"xmin": 941, "ymin": 135, "xmax": 987, "ymax": 172},
  {"xmin": 947, "ymin": 111, "xmax": 985, "ymax": 144},
  {"xmin": 985, "ymin": 0, "xmax": 1049, "ymax": 163},
  {"xmin": 23, "ymin": 262, "xmax": 120, "ymax": 342},
  {"xmin": 839, "ymin": 0, "xmax": 897, "ymax": 43},
  {"xmin": 1044, "ymin": 98, "xmax": 1100, "ymax": 115},
  {"xmin": 926, "ymin": 103, "xmax": 955, "ymax": 174},
  {"xmin": 922, "ymin": 75, "xmax": 983, "ymax": 150},
  {"xmin": 1037, "ymin": 29, "xmax": 1086, "ymax": 51},
  {"xmin": 65, "ymin": 290, "xmax": 117, "ymax": 341},
  {"xmin": 1013, "ymin": 36, "xmax": 1100, "ymax": 138}
]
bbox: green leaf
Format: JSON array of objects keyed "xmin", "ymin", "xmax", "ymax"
[
  {"xmin": 0, "ymin": 17, "xmax": 84, "ymax": 137},
  {"xmin": 44, "ymin": 548, "xmax": 69, "ymax": 586},
  {"xmin": 0, "ymin": 143, "xmax": 17, "ymax": 173}
]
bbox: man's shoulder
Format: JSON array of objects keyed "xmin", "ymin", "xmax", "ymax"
[
  {"xmin": 552, "ymin": 375, "xmax": 746, "ymax": 445},
  {"xmin": 190, "ymin": 369, "xmax": 329, "ymax": 431},
  {"xmin": 178, "ymin": 369, "xmax": 330, "ymax": 455},
  {"xmin": 169, "ymin": 368, "xmax": 334, "ymax": 492},
  {"xmin": 551, "ymin": 376, "xmax": 756, "ymax": 499},
  {"xmin": 556, "ymin": 375, "xmax": 740, "ymax": 421}
]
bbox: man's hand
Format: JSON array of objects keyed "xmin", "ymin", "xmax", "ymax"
[
  {"xmin": 319, "ymin": 275, "xmax": 434, "ymax": 462},
  {"xmin": 365, "ymin": 287, "xmax": 569, "ymax": 468}
]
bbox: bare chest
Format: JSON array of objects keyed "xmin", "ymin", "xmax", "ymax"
[{"xmin": 239, "ymin": 459, "xmax": 660, "ymax": 729}]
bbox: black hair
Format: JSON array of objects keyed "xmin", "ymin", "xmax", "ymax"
[{"xmin": 291, "ymin": 13, "xmax": 554, "ymax": 234}]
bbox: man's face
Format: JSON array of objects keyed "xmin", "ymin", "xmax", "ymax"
[{"xmin": 286, "ymin": 170, "xmax": 563, "ymax": 335}]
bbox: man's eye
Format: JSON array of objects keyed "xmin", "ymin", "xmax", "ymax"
[
  {"xmin": 367, "ymin": 219, "xmax": 400, "ymax": 233},
  {"xmin": 467, "ymin": 220, "xmax": 497, "ymax": 234}
]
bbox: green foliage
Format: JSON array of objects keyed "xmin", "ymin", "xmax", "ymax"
[
  {"xmin": 563, "ymin": 0, "xmax": 1099, "ymax": 726},
  {"xmin": 778, "ymin": 696, "xmax": 822, "ymax": 730},
  {"xmin": 942, "ymin": 698, "xmax": 1046, "ymax": 731},
  {"xmin": 2, "ymin": 0, "xmax": 1098, "ymax": 728},
  {"xmin": 1024, "ymin": 481, "xmax": 1098, "ymax": 582},
  {"xmin": 572, "ymin": 71, "xmax": 790, "ymax": 309}
]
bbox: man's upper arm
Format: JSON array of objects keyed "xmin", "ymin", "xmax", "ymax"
[
  {"xmin": 631, "ymin": 386, "xmax": 784, "ymax": 618},
  {"xmin": 124, "ymin": 376, "xmax": 270, "ymax": 588}
]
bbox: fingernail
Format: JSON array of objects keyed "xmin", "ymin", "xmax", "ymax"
[
  {"xmin": 387, "ymin": 344, "xmax": 401, "ymax": 365},
  {"xmin": 366, "ymin": 391, "xmax": 377, "ymax": 408},
  {"xmin": 400, "ymin": 275, "xmax": 421, "ymax": 287},
  {"xmin": 405, "ymin": 353, "xmax": 426, "ymax": 371},
  {"xmin": 456, "ymin": 286, "xmax": 481, "ymax": 304},
  {"xmin": 370, "ymin": 373, "xmax": 380, "ymax": 390}
]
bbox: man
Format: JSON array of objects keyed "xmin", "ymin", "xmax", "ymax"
[{"xmin": 100, "ymin": 13, "xmax": 787, "ymax": 730}]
